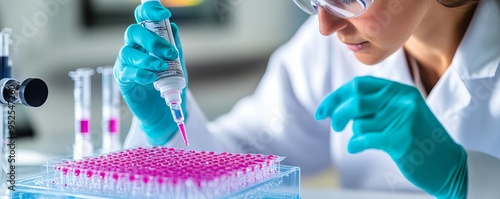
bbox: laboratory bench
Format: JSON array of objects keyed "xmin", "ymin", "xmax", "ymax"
[
  {"xmin": 301, "ymin": 188, "xmax": 432, "ymax": 199},
  {"xmin": 12, "ymin": 144, "xmax": 433, "ymax": 199}
]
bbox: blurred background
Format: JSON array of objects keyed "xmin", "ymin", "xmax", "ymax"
[{"xmin": 0, "ymin": 0, "xmax": 337, "ymax": 188}]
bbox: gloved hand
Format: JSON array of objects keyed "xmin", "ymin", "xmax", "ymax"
[
  {"xmin": 315, "ymin": 76, "xmax": 467, "ymax": 199},
  {"xmin": 114, "ymin": 1, "xmax": 187, "ymax": 146}
]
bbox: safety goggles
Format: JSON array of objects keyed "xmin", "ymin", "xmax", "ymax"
[{"xmin": 292, "ymin": 0, "xmax": 374, "ymax": 18}]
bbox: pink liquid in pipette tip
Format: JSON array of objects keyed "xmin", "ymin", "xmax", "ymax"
[{"xmin": 178, "ymin": 123, "xmax": 189, "ymax": 146}]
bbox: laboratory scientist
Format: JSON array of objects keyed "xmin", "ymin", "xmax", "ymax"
[{"xmin": 114, "ymin": 0, "xmax": 500, "ymax": 198}]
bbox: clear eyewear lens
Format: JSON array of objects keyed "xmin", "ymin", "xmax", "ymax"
[
  {"xmin": 293, "ymin": 0, "xmax": 372, "ymax": 18},
  {"xmin": 292, "ymin": 0, "xmax": 317, "ymax": 15},
  {"xmin": 317, "ymin": 0, "xmax": 366, "ymax": 18}
]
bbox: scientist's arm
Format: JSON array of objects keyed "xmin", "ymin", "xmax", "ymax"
[
  {"xmin": 115, "ymin": 1, "xmax": 188, "ymax": 146},
  {"xmin": 315, "ymin": 76, "xmax": 468, "ymax": 198},
  {"xmin": 197, "ymin": 17, "xmax": 334, "ymax": 175},
  {"xmin": 316, "ymin": 76, "xmax": 500, "ymax": 198},
  {"xmin": 126, "ymin": 16, "xmax": 333, "ymax": 175},
  {"xmin": 121, "ymin": 2, "xmax": 333, "ymax": 173}
]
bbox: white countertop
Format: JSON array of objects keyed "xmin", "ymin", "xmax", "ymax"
[{"xmin": 301, "ymin": 188, "xmax": 433, "ymax": 199}]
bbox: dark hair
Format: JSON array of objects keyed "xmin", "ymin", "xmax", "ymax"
[{"xmin": 437, "ymin": 0, "xmax": 481, "ymax": 7}]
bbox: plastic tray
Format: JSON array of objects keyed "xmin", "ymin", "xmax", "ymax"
[{"xmin": 11, "ymin": 165, "xmax": 300, "ymax": 199}]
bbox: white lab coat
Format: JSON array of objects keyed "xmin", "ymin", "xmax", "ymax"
[{"xmin": 125, "ymin": 0, "xmax": 500, "ymax": 197}]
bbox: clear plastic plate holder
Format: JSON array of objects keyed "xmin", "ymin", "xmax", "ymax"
[{"xmin": 15, "ymin": 150, "xmax": 300, "ymax": 199}]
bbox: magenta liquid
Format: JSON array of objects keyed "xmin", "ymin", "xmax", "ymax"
[
  {"xmin": 50, "ymin": 147, "xmax": 281, "ymax": 198},
  {"xmin": 80, "ymin": 119, "xmax": 89, "ymax": 133},
  {"xmin": 108, "ymin": 118, "xmax": 118, "ymax": 134},
  {"xmin": 178, "ymin": 123, "xmax": 188, "ymax": 146}
]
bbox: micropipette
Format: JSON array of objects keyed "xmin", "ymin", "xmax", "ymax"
[
  {"xmin": 140, "ymin": 0, "xmax": 189, "ymax": 146},
  {"xmin": 97, "ymin": 66, "xmax": 121, "ymax": 152},
  {"xmin": 69, "ymin": 68, "xmax": 95, "ymax": 159}
]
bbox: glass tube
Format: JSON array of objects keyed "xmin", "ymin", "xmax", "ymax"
[
  {"xmin": 69, "ymin": 68, "xmax": 95, "ymax": 159},
  {"xmin": 97, "ymin": 66, "xmax": 121, "ymax": 152}
]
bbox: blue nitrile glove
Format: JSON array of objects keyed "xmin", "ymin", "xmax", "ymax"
[
  {"xmin": 114, "ymin": 1, "xmax": 188, "ymax": 146},
  {"xmin": 315, "ymin": 76, "xmax": 467, "ymax": 199}
]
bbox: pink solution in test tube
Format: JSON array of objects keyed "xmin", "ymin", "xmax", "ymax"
[
  {"xmin": 80, "ymin": 119, "xmax": 89, "ymax": 133},
  {"xmin": 98, "ymin": 66, "xmax": 122, "ymax": 152},
  {"xmin": 69, "ymin": 68, "xmax": 95, "ymax": 159},
  {"xmin": 108, "ymin": 118, "xmax": 118, "ymax": 134}
]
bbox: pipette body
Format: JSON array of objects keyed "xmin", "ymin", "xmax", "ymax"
[{"xmin": 140, "ymin": 0, "xmax": 189, "ymax": 146}]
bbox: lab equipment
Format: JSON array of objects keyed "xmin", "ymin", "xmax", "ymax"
[
  {"xmin": 0, "ymin": 28, "xmax": 49, "ymax": 197},
  {"xmin": 0, "ymin": 28, "xmax": 49, "ymax": 119},
  {"xmin": 315, "ymin": 76, "xmax": 467, "ymax": 198},
  {"xmin": 0, "ymin": 28, "xmax": 11, "ymax": 78},
  {"xmin": 114, "ymin": 0, "xmax": 188, "ymax": 146},
  {"xmin": 292, "ymin": 0, "xmax": 375, "ymax": 18},
  {"xmin": 97, "ymin": 66, "xmax": 121, "ymax": 153},
  {"xmin": 140, "ymin": 0, "xmax": 188, "ymax": 146},
  {"xmin": 0, "ymin": 28, "xmax": 48, "ymax": 144},
  {"xmin": 0, "ymin": 78, "xmax": 49, "ymax": 107},
  {"xmin": 0, "ymin": 28, "xmax": 12, "ymax": 198},
  {"xmin": 69, "ymin": 68, "xmax": 95, "ymax": 160},
  {"xmin": 13, "ymin": 147, "xmax": 300, "ymax": 199}
]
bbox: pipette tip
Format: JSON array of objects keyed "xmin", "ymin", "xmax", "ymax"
[{"xmin": 178, "ymin": 123, "xmax": 189, "ymax": 146}]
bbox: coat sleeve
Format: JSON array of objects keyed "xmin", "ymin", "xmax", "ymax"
[
  {"xmin": 201, "ymin": 17, "xmax": 334, "ymax": 175},
  {"xmin": 124, "ymin": 17, "xmax": 334, "ymax": 176},
  {"xmin": 466, "ymin": 150, "xmax": 500, "ymax": 198}
]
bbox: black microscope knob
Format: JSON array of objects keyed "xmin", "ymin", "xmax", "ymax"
[{"xmin": 19, "ymin": 78, "xmax": 48, "ymax": 107}]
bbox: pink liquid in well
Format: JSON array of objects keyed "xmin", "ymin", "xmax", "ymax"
[
  {"xmin": 108, "ymin": 118, "xmax": 118, "ymax": 134},
  {"xmin": 80, "ymin": 120, "xmax": 89, "ymax": 133},
  {"xmin": 178, "ymin": 123, "xmax": 189, "ymax": 146},
  {"xmin": 53, "ymin": 147, "xmax": 281, "ymax": 197}
]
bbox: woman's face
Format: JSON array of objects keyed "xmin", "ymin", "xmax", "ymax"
[{"xmin": 319, "ymin": 0, "xmax": 432, "ymax": 64}]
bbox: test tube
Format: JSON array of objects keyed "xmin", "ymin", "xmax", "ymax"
[
  {"xmin": 140, "ymin": 0, "xmax": 189, "ymax": 146},
  {"xmin": 69, "ymin": 68, "xmax": 95, "ymax": 159},
  {"xmin": 0, "ymin": 28, "xmax": 11, "ymax": 182},
  {"xmin": 97, "ymin": 66, "xmax": 121, "ymax": 152},
  {"xmin": 0, "ymin": 28, "xmax": 12, "ymax": 78}
]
